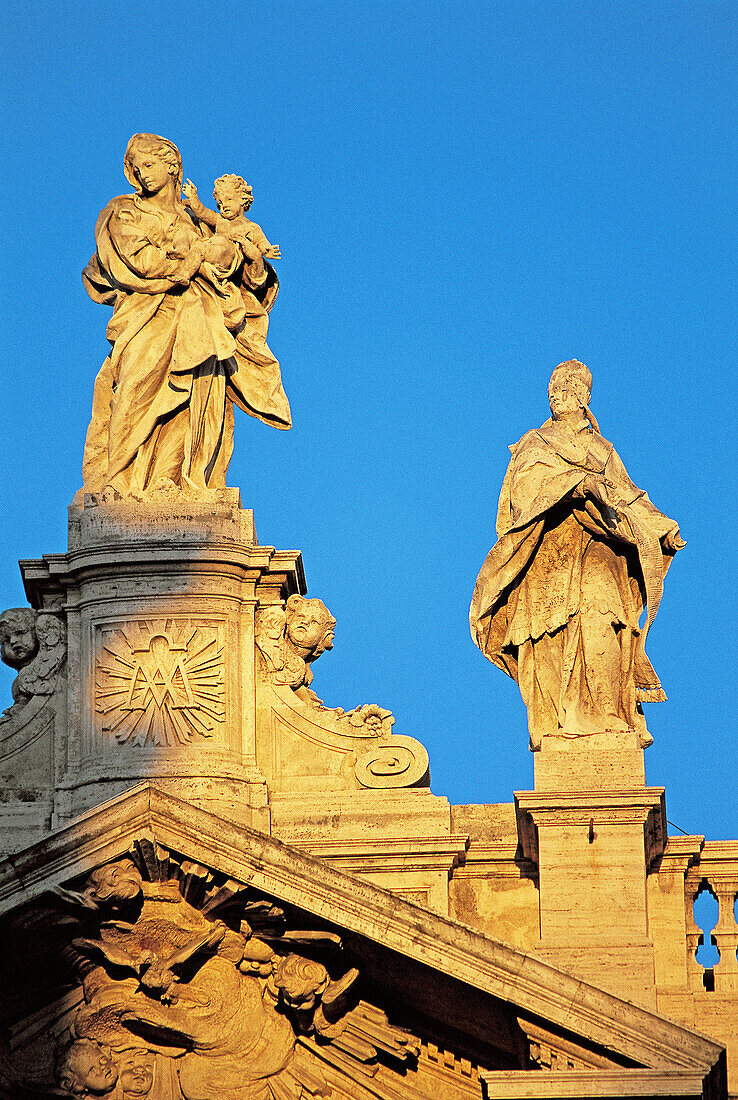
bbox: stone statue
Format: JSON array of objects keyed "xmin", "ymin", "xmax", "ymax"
[
  {"xmin": 81, "ymin": 133, "xmax": 290, "ymax": 499},
  {"xmin": 182, "ymin": 175, "xmax": 281, "ymax": 262},
  {"xmin": 470, "ymin": 360, "xmax": 684, "ymax": 750}
]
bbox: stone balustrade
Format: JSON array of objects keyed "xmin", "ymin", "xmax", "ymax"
[{"xmin": 685, "ymin": 840, "xmax": 738, "ymax": 993}]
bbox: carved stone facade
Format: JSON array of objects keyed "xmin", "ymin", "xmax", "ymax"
[
  {"xmin": 0, "ymin": 493, "xmax": 433, "ymax": 848},
  {"xmin": 2, "ymin": 137, "xmax": 734, "ymax": 1098},
  {"xmin": 44, "ymin": 852, "xmax": 418, "ymax": 1100},
  {"xmin": 1, "ymin": 491, "xmax": 735, "ymax": 1099},
  {"xmin": 0, "ymin": 788, "xmax": 729, "ymax": 1100}
]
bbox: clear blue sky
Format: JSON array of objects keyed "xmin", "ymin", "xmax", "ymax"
[{"xmin": 1, "ymin": 1, "xmax": 736, "ymax": 839}]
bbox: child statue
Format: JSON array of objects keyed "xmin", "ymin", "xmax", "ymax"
[{"xmin": 183, "ymin": 174, "xmax": 281, "ymax": 267}]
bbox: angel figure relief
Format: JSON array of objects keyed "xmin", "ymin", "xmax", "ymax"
[
  {"xmin": 254, "ymin": 596, "xmax": 396, "ymax": 741},
  {"xmin": 44, "ymin": 856, "xmax": 417, "ymax": 1100},
  {"xmin": 81, "ymin": 134, "xmax": 289, "ymax": 500},
  {"xmin": 255, "ymin": 595, "xmax": 336, "ymax": 700},
  {"xmin": 0, "ymin": 606, "xmax": 66, "ymax": 720},
  {"xmin": 470, "ymin": 360, "xmax": 685, "ymax": 751}
]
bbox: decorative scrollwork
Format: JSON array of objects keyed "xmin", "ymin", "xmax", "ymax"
[{"xmin": 354, "ymin": 735, "xmax": 430, "ymax": 789}]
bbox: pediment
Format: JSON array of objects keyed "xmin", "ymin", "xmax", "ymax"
[{"xmin": 0, "ymin": 785, "xmax": 725, "ymax": 1099}]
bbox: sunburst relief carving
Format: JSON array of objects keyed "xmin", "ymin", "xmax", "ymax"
[{"xmin": 95, "ymin": 620, "xmax": 225, "ymax": 746}]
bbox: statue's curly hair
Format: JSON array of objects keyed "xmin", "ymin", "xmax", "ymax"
[{"xmin": 213, "ymin": 174, "xmax": 252, "ymax": 205}]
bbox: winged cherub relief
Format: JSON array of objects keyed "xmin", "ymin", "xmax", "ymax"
[
  {"xmin": 0, "ymin": 607, "xmax": 66, "ymax": 720},
  {"xmin": 255, "ymin": 595, "xmax": 336, "ymax": 698},
  {"xmin": 254, "ymin": 596, "xmax": 395, "ymax": 740},
  {"xmin": 42, "ymin": 856, "xmax": 414, "ymax": 1100}
]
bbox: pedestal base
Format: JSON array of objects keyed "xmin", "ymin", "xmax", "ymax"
[
  {"xmin": 18, "ymin": 492, "xmax": 305, "ymax": 828},
  {"xmin": 516, "ymin": 783, "xmax": 667, "ymax": 1009},
  {"xmin": 534, "ymin": 730, "xmax": 646, "ymax": 791}
]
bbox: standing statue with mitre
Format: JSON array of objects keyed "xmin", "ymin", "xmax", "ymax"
[{"xmin": 470, "ymin": 360, "xmax": 684, "ymax": 750}]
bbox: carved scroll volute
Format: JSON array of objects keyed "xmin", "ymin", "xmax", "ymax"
[
  {"xmin": 256, "ymin": 597, "xmax": 431, "ymax": 790},
  {"xmin": 354, "ymin": 734, "xmax": 430, "ymax": 789}
]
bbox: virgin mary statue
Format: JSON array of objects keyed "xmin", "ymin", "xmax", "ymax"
[
  {"xmin": 81, "ymin": 133, "xmax": 290, "ymax": 497},
  {"xmin": 470, "ymin": 360, "xmax": 684, "ymax": 750}
]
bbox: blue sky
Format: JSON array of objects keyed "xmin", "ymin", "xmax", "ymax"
[{"xmin": 1, "ymin": 1, "xmax": 736, "ymax": 839}]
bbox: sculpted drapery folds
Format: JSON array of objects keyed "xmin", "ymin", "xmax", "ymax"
[
  {"xmin": 82, "ymin": 133, "xmax": 290, "ymax": 498},
  {"xmin": 470, "ymin": 361, "xmax": 684, "ymax": 750},
  {"xmin": 40, "ymin": 856, "xmax": 416, "ymax": 1100}
]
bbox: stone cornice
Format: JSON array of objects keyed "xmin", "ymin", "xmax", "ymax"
[
  {"xmin": 284, "ymin": 833, "xmax": 469, "ymax": 873},
  {"xmin": 481, "ymin": 1068, "xmax": 707, "ymax": 1097}
]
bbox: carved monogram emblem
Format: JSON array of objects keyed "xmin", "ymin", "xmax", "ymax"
[{"xmin": 96, "ymin": 620, "xmax": 225, "ymax": 746}]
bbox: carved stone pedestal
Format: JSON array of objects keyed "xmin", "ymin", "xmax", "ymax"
[
  {"xmin": 533, "ymin": 731, "xmax": 647, "ymax": 791},
  {"xmin": 516, "ymin": 735, "xmax": 668, "ymax": 1009},
  {"xmin": 17, "ymin": 491, "xmax": 303, "ymax": 827},
  {"xmin": 2, "ymin": 490, "xmax": 450, "ymax": 909}
]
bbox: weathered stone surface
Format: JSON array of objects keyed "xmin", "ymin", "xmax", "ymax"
[
  {"xmin": 1, "ymin": 495, "xmax": 435, "ymax": 851},
  {"xmin": 0, "ymin": 785, "xmax": 726, "ymax": 1100},
  {"xmin": 81, "ymin": 133, "xmax": 289, "ymax": 499},
  {"xmin": 470, "ymin": 360, "xmax": 684, "ymax": 752},
  {"xmin": 2, "ymin": 137, "xmax": 735, "ymax": 1097}
]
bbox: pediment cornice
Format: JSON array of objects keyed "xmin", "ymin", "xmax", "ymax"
[{"xmin": 0, "ymin": 783, "xmax": 724, "ymax": 1088}]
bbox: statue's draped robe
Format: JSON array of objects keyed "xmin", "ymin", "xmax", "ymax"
[
  {"xmin": 81, "ymin": 194, "xmax": 290, "ymax": 494},
  {"xmin": 469, "ymin": 419, "xmax": 680, "ymax": 747}
]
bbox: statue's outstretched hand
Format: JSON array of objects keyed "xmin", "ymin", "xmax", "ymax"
[
  {"xmin": 182, "ymin": 179, "xmax": 198, "ymax": 204},
  {"xmin": 263, "ymin": 244, "xmax": 281, "ymax": 259}
]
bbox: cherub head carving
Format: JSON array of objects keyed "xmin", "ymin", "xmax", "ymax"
[
  {"xmin": 213, "ymin": 173, "xmax": 253, "ymax": 217},
  {"xmin": 36, "ymin": 612, "xmax": 66, "ymax": 650},
  {"xmin": 1, "ymin": 609, "xmax": 66, "ymax": 715},
  {"xmin": 87, "ymin": 859, "xmax": 143, "ymax": 905},
  {"xmin": 117, "ymin": 1049, "xmax": 155, "ymax": 1097},
  {"xmin": 284, "ymin": 595, "xmax": 336, "ymax": 662},
  {"xmin": 0, "ymin": 607, "xmax": 38, "ymax": 669},
  {"xmin": 255, "ymin": 596, "xmax": 336, "ymax": 692},
  {"xmin": 271, "ymin": 954, "xmax": 329, "ymax": 1009},
  {"xmin": 55, "ymin": 1038, "xmax": 118, "ymax": 1098}
]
